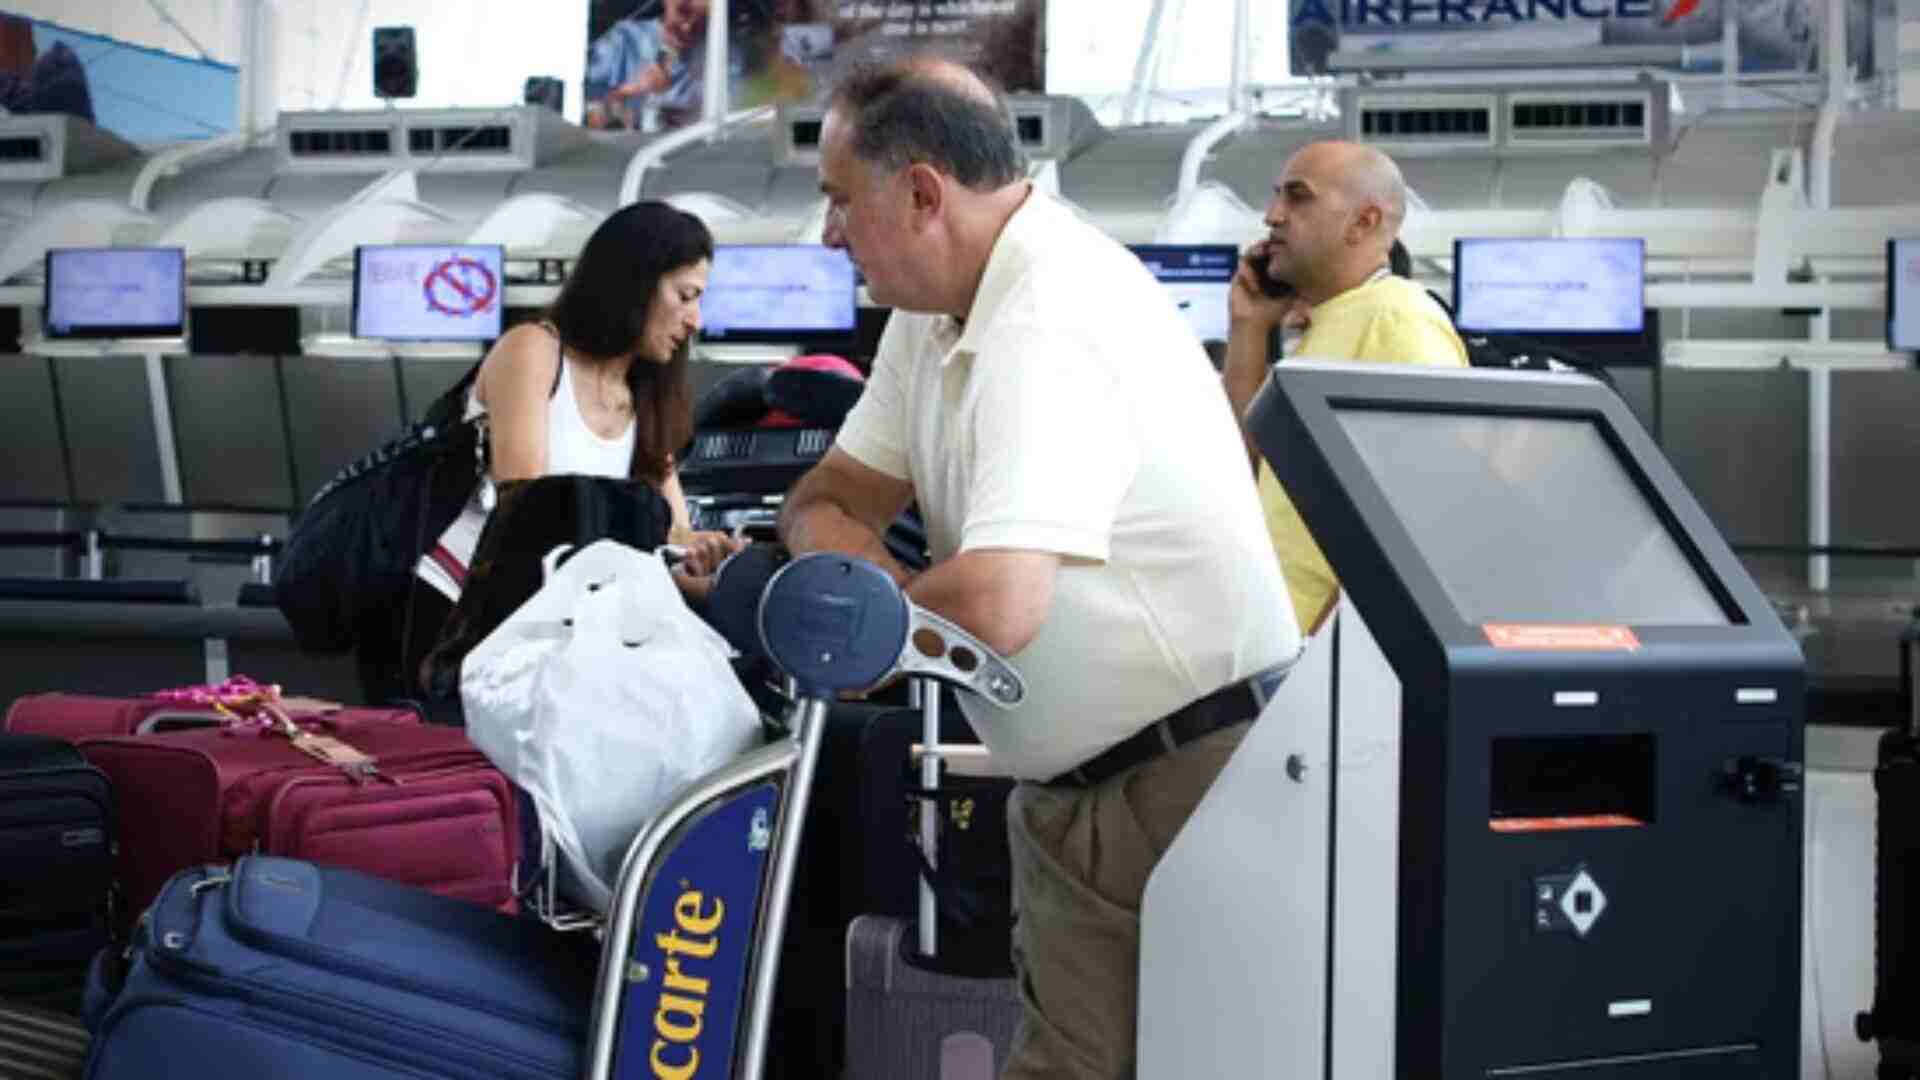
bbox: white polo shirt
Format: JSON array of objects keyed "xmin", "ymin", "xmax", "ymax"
[{"xmin": 835, "ymin": 191, "xmax": 1301, "ymax": 780}]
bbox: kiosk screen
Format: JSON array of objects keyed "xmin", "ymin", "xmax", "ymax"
[
  {"xmin": 353, "ymin": 245, "xmax": 505, "ymax": 341},
  {"xmin": 702, "ymin": 245, "xmax": 856, "ymax": 340},
  {"xmin": 1333, "ymin": 408, "xmax": 1728, "ymax": 626},
  {"xmin": 45, "ymin": 247, "xmax": 186, "ymax": 339},
  {"xmin": 1891, "ymin": 238, "xmax": 1920, "ymax": 351},
  {"xmin": 1453, "ymin": 237, "xmax": 1645, "ymax": 334}
]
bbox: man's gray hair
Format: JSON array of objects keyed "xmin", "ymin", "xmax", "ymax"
[{"xmin": 827, "ymin": 59, "xmax": 1026, "ymax": 191}]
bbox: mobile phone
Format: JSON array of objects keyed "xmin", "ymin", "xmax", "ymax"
[{"xmin": 1244, "ymin": 249, "xmax": 1296, "ymax": 300}]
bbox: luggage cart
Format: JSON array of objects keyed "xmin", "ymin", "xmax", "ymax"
[{"xmin": 581, "ymin": 551, "xmax": 1025, "ymax": 1078}]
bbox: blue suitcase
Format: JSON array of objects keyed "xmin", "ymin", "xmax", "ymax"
[{"xmin": 83, "ymin": 855, "xmax": 596, "ymax": 1080}]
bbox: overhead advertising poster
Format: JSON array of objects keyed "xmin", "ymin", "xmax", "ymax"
[
  {"xmin": 584, "ymin": 0, "xmax": 1044, "ymax": 132},
  {"xmin": 1287, "ymin": 0, "xmax": 1876, "ymax": 78},
  {"xmin": 0, "ymin": 13, "xmax": 235, "ymax": 142}
]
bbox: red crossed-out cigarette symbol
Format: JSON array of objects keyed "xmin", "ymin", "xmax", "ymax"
[{"xmin": 422, "ymin": 256, "xmax": 499, "ymax": 317}]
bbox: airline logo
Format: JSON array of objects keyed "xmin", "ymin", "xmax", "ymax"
[
  {"xmin": 1660, "ymin": 0, "xmax": 1701, "ymax": 25},
  {"xmin": 1291, "ymin": 0, "xmax": 1688, "ymax": 29}
]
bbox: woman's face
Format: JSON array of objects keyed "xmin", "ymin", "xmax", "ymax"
[{"xmin": 640, "ymin": 258, "xmax": 709, "ymax": 364}]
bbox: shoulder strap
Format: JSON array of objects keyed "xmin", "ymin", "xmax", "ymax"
[
  {"xmin": 421, "ymin": 360, "xmax": 485, "ymax": 431},
  {"xmin": 546, "ymin": 321, "xmax": 564, "ymax": 400}
]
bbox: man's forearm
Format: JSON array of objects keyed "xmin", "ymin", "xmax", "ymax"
[
  {"xmin": 1223, "ymin": 320, "xmax": 1274, "ymax": 473},
  {"xmin": 902, "ymin": 551, "xmax": 1051, "ymax": 659},
  {"xmin": 779, "ymin": 497, "xmax": 913, "ymax": 586}
]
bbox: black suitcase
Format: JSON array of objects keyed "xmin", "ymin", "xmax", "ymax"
[
  {"xmin": 763, "ymin": 696, "xmax": 984, "ymax": 1080},
  {"xmin": 0, "ymin": 733, "xmax": 114, "ymax": 1012},
  {"xmin": 1859, "ymin": 610, "xmax": 1920, "ymax": 1077},
  {"xmin": 857, "ymin": 691, "xmax": 1008, "ymax": 933},
  {"xmin": 847, "ymin": 690, "xmax": 1022, "ymax": 1080}
]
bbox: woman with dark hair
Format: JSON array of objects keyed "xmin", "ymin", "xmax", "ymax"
[{"xmin": 361, "ymin": 200, "xmax": 739, "ymax": 707}]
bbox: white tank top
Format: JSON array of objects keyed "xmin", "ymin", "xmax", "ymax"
[
  {"xmin": 545, "ymin": 359, "xmax": 638, "ymax": 477},
  {"xmin": 417, "ymin": 348, "xmax": 638, "ymax": 601}
]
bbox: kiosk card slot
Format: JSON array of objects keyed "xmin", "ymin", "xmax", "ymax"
[{"xmin": 1489, "ymin": 733, "xmax": 1653, "ymax": 832}]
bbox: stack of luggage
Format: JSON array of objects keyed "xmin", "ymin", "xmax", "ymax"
[
  {"xmin": 0, "ymin": 542, "xmax": 1032, "ymax": 1080},
  {"xmin": 0, "ymin": 681, "xmax": 537, "ymax": 1079}
]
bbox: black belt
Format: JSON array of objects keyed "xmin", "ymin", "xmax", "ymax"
[{"xmin": 1045, "ymin": 664, "xmax": 1289, "ymax": 789}]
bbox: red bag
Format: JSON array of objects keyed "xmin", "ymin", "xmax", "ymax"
[{"xmin": 78, "ymin": 713, "xmax": 520, "ymax": 934}]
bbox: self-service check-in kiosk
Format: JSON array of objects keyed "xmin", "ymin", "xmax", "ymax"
[{"xmin": 1140, "ymin": 362, "xmax": 1804, "ymax": 1079}]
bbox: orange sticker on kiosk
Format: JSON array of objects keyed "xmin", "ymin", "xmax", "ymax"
[
  {"xmin": 1490, "ymin": 814, "xmax": 1645, "ymax": 834},
  {"xmin": 1483, "ymin": 624, "xmax": 1640, "ymax": 652}
]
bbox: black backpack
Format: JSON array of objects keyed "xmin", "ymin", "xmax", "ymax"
[{"xmin": 275, "ymin": 365, "xmax": 486, "ymax": 654}]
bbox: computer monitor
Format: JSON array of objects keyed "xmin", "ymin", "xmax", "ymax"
[
  {"xmin": 352, "ymin": 244, "xmax": 505, "ymax": 341},
  {"xmin": 1127, "ymin": 244, "xmax": 1237, "ymax": 343},
  {"xmin": 1889, "ymin": 238, "xmax": 1920, "ymax": 352},
  {"xmin": 700, "ymin": 245, "xmax": 856, "ymax": 343},
  {"xmin": 1453, "ymin": 237, "xmax": 1645, "ymax": 335},
  {"xmin": 44, "ymin": 247, "xmax": 187, "ymax": 340}
]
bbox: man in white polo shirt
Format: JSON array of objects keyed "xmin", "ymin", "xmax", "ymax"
[{"xmin": 779, "ymin": 57, "xmax": 1301, "ymax": 1079}]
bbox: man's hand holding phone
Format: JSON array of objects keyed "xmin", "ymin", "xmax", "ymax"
[{"xmin": 1231, "ymin": 240, "xmax": 1307, "ymax": 333}]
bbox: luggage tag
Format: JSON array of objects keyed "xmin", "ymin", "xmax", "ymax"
[
  {"xmin": 256, "ymin": 702, "xmax": 386, "ymax": 784},
  {"xmin": 277, "ymin": 696, "xmax": 344, "ymax": 715}
]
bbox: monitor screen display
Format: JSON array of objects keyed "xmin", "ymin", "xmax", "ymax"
[
  {"xmin": 353, "ymin": 245, "xmax": 505, "ymax": 341},
  {"xmin": 1890, "ymin": 238, "xmax": 1920, "ymax": 351},
  {"xmin": 1127, "ymin": 244, "xmax": 1238, "ymax": 343},
  {"xmin": 1333, "ymin": 407, "xmax": 1728, "ymax": 626},
  {"xmin": 1453, "ymin": 237, "xmax": 1645, "ymax": 334},
  {"xmin": 44, "ymin": 247, "xmax": 186, "ymax": 339},
  {"xmin": 701, "ymin": 245, "xmax": 856, "ymax": 340}
]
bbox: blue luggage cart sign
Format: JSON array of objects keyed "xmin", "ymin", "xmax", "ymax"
[{"xmin": 615, "ymin": 781, "xmax": 780, "ymax": 1079}]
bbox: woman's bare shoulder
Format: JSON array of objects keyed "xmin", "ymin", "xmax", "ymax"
[{"xmin": 477, "ymin": 322, "xmax": 561, "ymax": 403}]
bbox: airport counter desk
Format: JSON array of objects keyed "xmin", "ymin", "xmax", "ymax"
[
  {"xmin": 0, "ymin": 585, "xmax": 362, "ymax": 708},
  {"xmin": 1141, "ymin": 361, "xmax": 1804, "ymax": 1079}
]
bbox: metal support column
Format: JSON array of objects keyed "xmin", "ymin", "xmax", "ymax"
[
  {"xmin": 144, "ymin": 351, "xmax": 185, "ymax": 505},
  {"xmin": 1805, "ymin": 0, "xmax": 1850, "ymax": 592},
  {"xmin": 1125, "ymin": 0, "xmax": 1174, "ymax": 125},
  {"xmin": 702, "ymin": 0, "xmax": 732, "ymax": 128}
]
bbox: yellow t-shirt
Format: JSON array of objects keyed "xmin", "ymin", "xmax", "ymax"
[{"xmin": 1258, "ymin": 276, "xmax": 1468, "ymax": 633}]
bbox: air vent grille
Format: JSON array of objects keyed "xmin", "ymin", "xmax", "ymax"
[
  {"xmin": 288, "ymin": 128, "xmax": 393, "ymax": 156},
  {"xmin": 408, "ymin": 125, "xmax": 514, "ymax": 154},
  {"xmin": 0, "ymin": 136, "xmax": 45, "ymax": 162},
  {"xmin": 1360, "ymin": 106, "xmax": 1493, "ymax": 141},
  {"xmin": 1508, "ymin": 96, "xmax": 1651, "ymax": 143}
]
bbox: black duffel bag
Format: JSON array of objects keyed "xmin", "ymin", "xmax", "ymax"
[
  {"xmin": 902, "ymin": 762, "xmax": 1017, "ymax": 978},
  {"xmin": 274, "ymin": 364, "xmax": 485, "ymax": 654},
  {"xmin": 859, "ymin": 707, "xmax": 1016, "ymax": 979},
  {"xmin": 418, "ymin": 472, "xmax": 673, "ymax": 703}
]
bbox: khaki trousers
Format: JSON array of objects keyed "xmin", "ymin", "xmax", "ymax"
[{"xmin": 1001, "ymin": 721, "xmax": 1250, "ymax": 1080}]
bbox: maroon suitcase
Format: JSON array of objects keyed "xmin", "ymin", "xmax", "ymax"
[
  {"xmin": 4, "ymin": 692, "xmax": 419, "ymax": 740},
  {"xmin": 78, "ymin": 714, "xmax": 520, "ymax": 935}
]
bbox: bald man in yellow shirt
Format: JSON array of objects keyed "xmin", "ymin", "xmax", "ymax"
[{"xmin": 1224, "ymin": 140, "xmax": 1468, "ymax": 634}]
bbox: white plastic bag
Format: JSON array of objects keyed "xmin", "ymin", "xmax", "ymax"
[{"xmin": 460, "ymin": 539, "xmax": 762, "ymax": 913}]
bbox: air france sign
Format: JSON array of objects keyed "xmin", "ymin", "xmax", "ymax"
[{"xmin": 1291, "ymin": 0, "xmax": 1697, "ymax": 29}]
